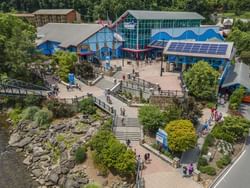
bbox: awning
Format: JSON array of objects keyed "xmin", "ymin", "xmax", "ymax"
[
  {"xmin": 77, "ymin": 51, "xmax": 95, "ymax": 56},
  {"xmin": 122, "ymin": 48, "xmax": 151, "ymax": 53},
  {"xmin": 147, "ymin": 40, "xmax": 168, "ymax": 49},
  {"xmin": 221, "ymin": 62, "xmax": 250, "ymax": 89}
]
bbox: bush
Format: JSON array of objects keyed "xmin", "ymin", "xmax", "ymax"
[
  {"xmin": 216, "ymin": 160, "xmax": 224, "ymax": 169},
  {"xmin": 84, "ymin": 182, "xmax": 102, "ymax": 188},
  {"xmin": 34, "ymin": 108, "xmax": 53, "ymax": 128},
  {"xmin": 8, "ymin": 108, "xmax": 22, "ymax": 125},
  {"xmin": 78, "ymin": 98, "xmax": 97, "ymax": 115},
  {"xmin": 75, "ymin": 147, "xmax": 87, "ymax": 164},
  {"xmin": 198, "ymin": 157, "xmax": 208, "ymax": 169},
  {"xmin": 206, "ymin": 134, "xmax": 215, "ymax": 147},
  {"xmin": 90, "ymin": 130, "xmax": 136, "ymax": 176},
  {"xmin": 46, "ymin": 99, "xmax": 76, "ymax": 118},
  {"xmin": 24, "ymin": 95, "xmax": 43, "ymax": 107},
  {"xmin": 21, "ymin": 106, "xmax": 40, "ymax": 120},
  {"xmin": 229, "ymin": 86, "xmax": 245, "ymax": 110},
  {"xmin": 200, "ymin": 165, "xmax": 216, "ymax": 176}
]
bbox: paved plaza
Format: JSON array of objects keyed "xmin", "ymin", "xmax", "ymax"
[{"xmin": 109, "ymin": 59, "xmax": 183, "ymax": 91}]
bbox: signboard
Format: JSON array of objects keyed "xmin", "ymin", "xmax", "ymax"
[
  {"xmin": 124, "ymin": 21, "xmax": 136, "ymax": 30},
  {"xmin": 156, "ymin": 128, "xmax": 168, "ymax": 149}
]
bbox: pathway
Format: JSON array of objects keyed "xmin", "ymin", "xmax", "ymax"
[{"xmin": 45, "ymin": 72, "xmax": 202, "ymax": 188}]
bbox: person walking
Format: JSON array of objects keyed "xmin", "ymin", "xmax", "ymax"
[
  {"xmin": 126, "ymin": 139, "xmax": 131, "ymax": 147},
  {"xmin": 122, "ymin": 107, "xmax": 126, "ymax": 116}
]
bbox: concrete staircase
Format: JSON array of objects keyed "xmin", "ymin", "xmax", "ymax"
[{"xmin": 113, "ymin": 117, "xmax": 142, "ymax": 141}]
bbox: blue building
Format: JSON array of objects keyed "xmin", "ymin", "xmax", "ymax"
[{"xmin": 37, "ymin": 23, "xmax": 122, "ymax": 61}]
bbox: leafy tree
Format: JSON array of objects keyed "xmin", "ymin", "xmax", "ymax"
[
  {"xmin": 78, "ymin": 98, "xmax": 97, "ymax": 115},
  {"xmin": 51, "ymin": 51, "xmax": 77, "ymax": 82},
  {"xmin": 229, "ymin": 86, "xmax": 245, "ymax": 110},
  {"xmin": 24, "ymin": 95, "xmax": 43, "ymax": 107},
  {"xmin": 90, "ymin": 130, "xmax": 136, "ymax": 176},
  {"xmin": 165, "ymin": 120, "xmax": 197, "ymax": 152},
  {"xmin": 240, "ymin": 51, "xmax": 250, "ymax": 64},
  {"xmin": 138, "ymin": 105, "xmax": 164, "ymax": 134},
  {"xmin": 212, "ymin": 116, "xmax": 250, "ymax": 143},
  {"xmin": 184, "ymin": 61, "xmax": 219, "ymax": 100},
  {"xmin": 0, "ymin": 14, "xmax": 36, "ymax": 79},
  {"xmin": 163, "ymin": 104, "xmax": 182, "ymax": 124},
  {"xmin": 75, "ymin": 62, "xmax": 95, "ymax": 80},
  {"xmin": 46, "ymin": 99, "xmax": 76, "ymax": 118}
]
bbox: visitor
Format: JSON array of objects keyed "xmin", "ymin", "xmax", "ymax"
[
  {"xmin": 126, "ymin": 139, "xmax": 131, "ymax": 147},
  {"xmin": 122, "ymin": 107, "xmax": 126, "ymax": 116},
  {"xmin": 120, "ymin": 107, "xmax": 123, "ymax": 116},
  {"xmin": 158, "ymin": 86, "xmax": 161, "ymax": 94},
  {"xmin": 121, "ymin": 117, "xmax": 125, "ymax": 126},
  {"xmin": 182, "ymin": 166, "xmax": 187, "ymax": 177},
  {"xmin": 144, "ymin": 153, "xmax": 148, "ymax": 163},
  {"xmin": 188, "ymin": 163, "xmax": 193, "ymax": 175},
  {"xmin": 122, "ymin": 75, "xmax": 125, "ymax": 81},
  {"xmin": 113, "ymin": 78, "xmax": 117, "ymax": 85},
  {"xmin": 132, "ymin": 69, "xmax": 135, "ymax": 74}
]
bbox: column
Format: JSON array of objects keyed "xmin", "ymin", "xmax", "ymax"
[{"xmin": 182, "ymin": 63, "xmax": 186, "ymax": 72}]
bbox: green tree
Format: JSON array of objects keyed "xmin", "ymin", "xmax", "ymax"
[
  {"xmin": 163, "ymin": 104, "xmax": 182, "ymax": 124},
  {"xmin": 78, "ymin": 98, "xmax": 97, "ymax": 115},
  {"xmin": 34, "ymin": 108, "xmax": 53, "ymax": 128},
  {"xmin": 21, "ymin": 106, "xmax": 40, "ymax": 120},
  {"xmin": 138, "ymin": 105, "xmax": 164, "ymax": 134},
  {"xmin": 75, "ymin": 62, "xmax": 95, "ymax": 80},
  {"xmin": 212, "ymin": 116, "xmax": 250, "ymax": 143},
  {"xmin": 240, "ymin": 51, "xmax": 250, "ymax": 64},
  {"xmin": 75, "ymin": 147, "xmax": 87, "ymax": 164},
  {"xmin": 51, "ymin": 51, "xmax": 77, "ymax": 82},
  {"xmin": 0, "ymin": 14, "xmax": 36, "ymax": 78},
  {"xmin": 165, "ymin": 119, "xmax": 197, "ymax": 152},
  {"xmin": 229, "ymin": 86, "xmax": 245, "ymax": 110},
  {"xmin": 184, "ymin": 61, "xmax": 219, "ymax": 100}
]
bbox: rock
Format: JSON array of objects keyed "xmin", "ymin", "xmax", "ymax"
[
  {"xmin": 33, "ymin": 147, "xmax": 49, "ymax": 157},
  {"xmin": 16, "ymin": 148, "xmax": 23, "ymax": 152},
  {"xmin": 40, "ymin": 155, "xmax": 50, "ymax": 162},
  {"xmin": 60, "ymin": 159, "xmax": 75, "ymax": 170},
  {"xmin": 91, "ymin": 121, "xmax": 101, "ymax": 127},
  {"xmin": 23, "ymin": 155, "xmax": 32, "ymax": 165},
  {"xmin": 48, "ymin": 171, "xmax": 59, "ymax": 184},
  {"xmin": 8, "ymin": 133, "xmax": 21, "ymax": 145},
  {"xmin": 38, "ymin": 178, "xmax": 45, "ymax": 185},
  {"xmin": 61, "ymin": 151, "xmax": 68, "ymax": 162},
  {"xmin": 72, "ymin": 127, "xmax": 88, "ymax": 134},
  {"xmin": 54, "ymin": 124, "xmax": 66, "ymax": 132},
  {"xmin": 32, "ymin": 169, "xmax": 43, "ymax": 178},
  {"xmin": 33, "ymin": 157, "xmax": 40, "ymax": 163},
  {"xmin": 76, "ymin": 177, "xmax": 89, "ymax": 185},
  {"xmin": 64, "ymin": 178, "xmax": 80, "ymax": 188},
  {"xmin": 61, "ymin": 166, "xmax": 70, "ymax": 174},
  {"xmin": 13, "ymin": 137, "xmax": 33, "ymax": 148},
  {"xmin": 59, "ymin": 142, "xmax": 66, "ymax": 152},
  {"xmin": 58, "ymin": 175, "xmax": 66, "ymax": 186}
]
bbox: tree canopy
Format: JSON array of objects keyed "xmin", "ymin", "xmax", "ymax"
[
  {"xmin": 165, "ymin": 119, "xmax": 197, "ymax": 152},
  {"xmin": 184, "ymin": 61, "xmax": 220, "ymax": 100},
  {"xmin": 138, "ymin": 105, "xmax": 165, "ymax": 134},
  {"xmin": 0, "ymin": 13, "xmax": 36, "ymax": 79},
  {"xmin": 1, "ymin": 0, "xmax": 250, "ymax": 23}
]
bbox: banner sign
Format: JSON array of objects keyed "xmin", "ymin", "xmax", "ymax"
[
  {"xmin": 156, "ymin": 128, "xmax": 168, "ymax": 149},
  {"xmin": 124, "ymin": 21, "xmax": 136, "ymax": 30}
]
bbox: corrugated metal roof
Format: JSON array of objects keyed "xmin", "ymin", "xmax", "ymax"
[
  {"xmin": 33, "ymin": 9, "xmax": 74, "ymax": 15},
  {"xmin": 127, "ymin": 10, "xmax": 204, "ymax": 20},
  {"xmin": 222, "ymin": 63, "xmax": 250, "ymax": 89},
  {"xmin": 37, "ymin": 23, "xmax": 104, "ymax": 48}
]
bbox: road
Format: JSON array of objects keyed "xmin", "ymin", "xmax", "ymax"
[{"xmin": 213, "ymin": 103, "xmax": 250, "ymax": 188}]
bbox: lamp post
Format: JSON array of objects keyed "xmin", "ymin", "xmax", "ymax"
[
  {"xmin": 160, "ymin": 54, "xmax": 163, "ymax": 77},
  {"xmin": 122, "ymin": 41, "xmax": 125, "ymax": 67}
]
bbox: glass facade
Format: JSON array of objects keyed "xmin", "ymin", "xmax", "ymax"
[{"xmin": 115, "ymin": 12, "xmax": 201, "ymax": 50}]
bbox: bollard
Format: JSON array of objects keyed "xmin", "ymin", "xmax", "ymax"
[
  {"xmin": 193, "ymin": 169, "xmax": 201, "ymax": 182},
  {"xmin": 172, "ymin": 157, "xmax": 180, "ymax": 168}
]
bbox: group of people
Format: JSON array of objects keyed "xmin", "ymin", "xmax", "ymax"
[
  {"xmin": 182, "ymin": 163, "xmax": 194, "ymax": 177},
  {"xmin": 66, "ymin": 83, "xmax": 81, "ymax": 91},
  {"xmin": 211, "ymin": 106, "xmax": 223, "ymax": 122},
  {"xmin": 48, "ymin": 84, "xmax": 59, "ymax": 98},
  {"xmin": 120, "ymin": 107, "xmax": 126, "ymax": 116}
]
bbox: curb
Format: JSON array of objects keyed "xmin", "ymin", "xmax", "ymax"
[{"xmin": 208, "ymin": 138, "xmax": 247, "ymax": 188}]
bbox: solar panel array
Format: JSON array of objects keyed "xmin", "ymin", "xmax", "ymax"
[
  {"xmin": 168, "ymin": 42, "xmax": 228, "ymax": 55},
  {"xmin": 149, "ymin": 40, "xmax": 168, "ymax": 48}
]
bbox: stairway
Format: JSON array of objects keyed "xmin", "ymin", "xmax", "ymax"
[{"xmin": 113, "ymin": 117, "xmax": 142, "ymax": 141}]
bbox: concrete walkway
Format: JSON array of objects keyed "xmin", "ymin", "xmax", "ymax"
[{"xmin": 46, "ymin": 74, "xmax": 202, "ymax": 188}]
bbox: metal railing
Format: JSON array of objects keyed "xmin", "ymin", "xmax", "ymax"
[{"xmin": 127, "ymin": 75, "xmax": 158, "ymax": 90}]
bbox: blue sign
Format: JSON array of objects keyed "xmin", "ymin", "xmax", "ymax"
[
  {"xmin": 156, "ymin": 128, "xmax": 168, "ymax": 149},
  {"xmin": 68, "ymin": 73, "xmax": 75, "ymax": 85}
]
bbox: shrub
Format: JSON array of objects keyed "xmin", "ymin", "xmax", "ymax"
[
  {"xmin": 216, "ymin": 160, "xmax": 224, "ymax": 169},
  {"xmin": 8, "ymin": 108, "xmax": 22, "ymax": 125},
  {"xmin": 46, "ymin": 99, "xmax": 76, "ymax": 118},
  {"xmin": 84, "ymin": 182, "xmax": 102, "ymax": 188},
  {"xmin": 24, "ymin": 95, "xmax": 43, "ymax": 107},
  {"xmin": 78, "ymin": 98, "xmax": 97, "ymax": 115},
  {"xmin": 34, "ymin": 108, "xmax": 53, "ymax": 128},
  {"xmin": 198, "ymin": 157, "xmax": 208, "ymax": 169},
  {"xmin": 75, "ymin": 147, "xmax": 87, "ymax": 164},
  {"xmin": 229, "ymin": 86, "xmax": 245, "ymax": 110},
  {"xmin": 206, "ymin": 134, "xmax": 215, "ymax": 147},
  {"xmin": 21, "ymin": 106, "xmax": 40, "ymax": 120},
  {"xmin": 200, "ymin": 165, "xmax": 216, "ymax": 176}
]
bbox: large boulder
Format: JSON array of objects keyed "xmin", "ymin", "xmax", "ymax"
[
  {"xmin": 13, "ymin": 137, "xmax": 33, "ymax": 148},
  {"xmin": 33, "ymin": 147, "xmax": 49, "ymax": 157},
  {"xmin": 23, "ymin": 155, "xmax": 32, "ymax": 165},
  {"xmin": 64, "ymin": 178, "xmax": 80, "ymax": 188},
  {"xmin": 48, "ymin": 171, "xmax": 59, "ymax": 184},
  {"xmin": 32, "ymin": 169, "xmax": 43, "ymax": 178},
  {"xmin": 8, "ymin": 133, "xmax": 21, "ymax": 146}
]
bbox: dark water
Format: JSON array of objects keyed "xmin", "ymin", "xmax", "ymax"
[{"xmin": 0, "ymin": 115, "xmax": 38, "ymax": 188}]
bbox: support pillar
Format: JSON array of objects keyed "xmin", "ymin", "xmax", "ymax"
[
  {"xmin": 182, "ymin": 63, "xmax": 187, "ymax": 72},
  {"xmin": 166, "ymin": 62, "xmax": 170, "ymax": 72}
]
